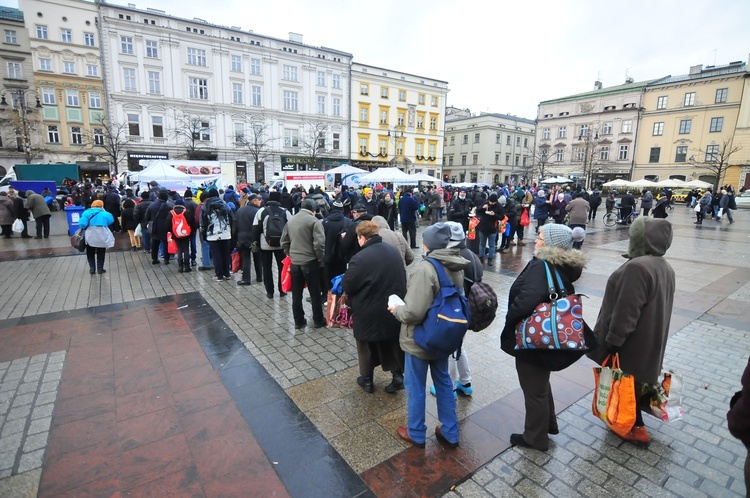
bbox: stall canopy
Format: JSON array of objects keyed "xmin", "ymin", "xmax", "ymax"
[
  {"xmin": 541, "ymin": 176, "xmax": 574, "ymax": 184},
  {"xmin": 655, "ymin": 178, "xmax": 687, "ymax": 188},
  {"xmin": 684, "ymin": 179, "xmax": 714, "ymax": 189},
  {"xmin": 602, "ymin": 179, "xmax": 631, "ymax": 188},
  {"xmin": 132, "ymin": 160, "xmax": 190, "ymax": 182},
  {"xmin": 409, "ymin": 172, "xmax": 443, "ymax": 183},
  {"xmin": 325, "ymin": 164, "xmax": 368, "ymax": 175},
  {"xmin": 358, "ymin": 167, "xmax": 412, "ymax": 183},
  {"xmin": 630, "ymin": 179, "xmax": 658, "ymax": 188}
]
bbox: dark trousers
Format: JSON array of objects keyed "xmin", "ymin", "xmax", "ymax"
[
  {"xmin": 513, "ymin": 223, "xmax": 525, "ymax": 243},
  {"xmin": 589, "ymin": 206, "xmax": 598, "ymax": 221},
  {"xmin": 86, "ymin": 245, "xmax": 106, "ymax": 270},
  {"xmin": 291, "ymin": 260, "xmax": 324, "ymax": 327},
  {"xmin": 175, "ymin": 237, "xmax": 190, "ymax": 268},
  {"xmin": 151, "ymin": 238, "xmax": 169, "ymax": 263},
  {"xmin": 189, "ymin": 233, "xmax": 197, "ymax": 263},
  {"xmin": 642, "ymin": 207, "xmax": 650, "ymax": 217},
  {"xmin": 35, "ymin": 214, "xmax": 51, "ymax": 238},
  {"xmin": 240, "ymin": 247, "xmax": 262, "ymax": 282},
  {"xmin": 261, "ymin": 249, "xmax": 286, "ymax": 295},
  {"xmin": 402, "ymin": 222, "xmax": 417, "ymax": 248},
  {"xmin": 516, "ymin": 358, "xmax": 556, "ymax": 451},
  {"xmin": 1, "ymin": 225, "xmax": 11, "ymax": 237},
  {"xmin": 209, "ymin": 239, "xmax": 232, "ymax": 278}
]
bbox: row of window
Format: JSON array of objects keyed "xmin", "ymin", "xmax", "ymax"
[
  {"xmin": 446, "ymin": 154, "xmax": 529, "ymax": 168},
  {"xmin": 540, "ymin": 145, "xmax": 629, "ymax": 162},
  {"xmin": 40, "ymin": 88, "xmax": 102, "ymax": 108},
  {"xmin": 357, "ymin": 138, "xmax": 437, "ymax": 159},
  {"xmin": 36, "ymin": 58, "xmax": 99, "ymax": 77},
  {"xmin": 542, "ymin": 121, "xmax": 629, "ymax": 140},
  {"xmin": 359, "ymin": 84, "xmax": 438, "ymax": 106},
  {"xmin": 655, "ymin": 89, "xmax": 728, "ymax": 109},
  {"xmin": 648, "ymin": 145, "xmax": 719, "ymax": 163},
  {"xmin": 652, "ymin": 117, "xmax": 724, "ymax": 135},
  {"xmin": 280, "ymin": 130, "xmax": 341, "ymax": 150},
  {"xmin": 45, "ymin": 125, "xmax": 104, "ymax": 145},
  {"xmin": 448, "ymin": 133, "xmax": 530, "ymax": 148},
  {"xmin": 35, "ymin": 25, "xmax": 96, "ymax": 47},
  {"xmin": 357, "ymin": 107, "xmax": 439, "ymax": 130}
]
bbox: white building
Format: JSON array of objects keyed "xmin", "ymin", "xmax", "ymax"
[
  {"xmin": 443, "ymin": 108, "xmax": 536, "ymax": 185},
  {"xmin": 99, "ymin": 1, "xmax": 352, "ymax": 182},
  {"xmin": 350, "ymin": 63, "xmax": 448, "ymax": 179}
]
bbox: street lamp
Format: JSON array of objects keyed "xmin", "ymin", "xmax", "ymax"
[
  {"xmin": 0, "ymin": 89, "xmax": 43, "ymax": 164},
  {"xmin": 386, "ymin": 125, "xmax": 407, "ymax": 171}
]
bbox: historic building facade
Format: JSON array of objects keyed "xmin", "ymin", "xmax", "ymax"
[
  {"xmin": 535, "ymin": 79, "xmax": 654, "ymax": 188},
  {"xmin": 98, "ymin": 3, "xmax": 352, "ymax": 180},
  {"xmin": 350, "ymin": 63, "xmax": 448, "ymax": 178},
  {"xmin": 442, "ymin": 109, "xmax": 535, "ymax": 185},
  {"xmin": 634, "ymin": 61, "xmax": 747, "ymax": 186}
]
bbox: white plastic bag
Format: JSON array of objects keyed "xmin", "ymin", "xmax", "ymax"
[{"xmin": 12, "ymin": 219, "xmax": 24, "ymax": 233}]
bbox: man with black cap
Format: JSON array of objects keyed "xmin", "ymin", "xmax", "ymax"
[
  {"xmin": 234, "ymin": 194, "xmax": 263, "ymax": 285},
  {"xmin": 280, "ymin": 198, "xmax": 326, "ymax": 329},
  {"xmin": 322, "ymin": 200, "xmax": 351, "ymax": 294},
  {"xmin": 253, "ymin": 190, "xmax": 292, "ymax": 298},
  {"xmin": 145, "ymin": 191, "xmax": 173, "ymax": 265},
  {"xmin": 398, "ymin": 189, "xmax": 420, "ymax": 249},
  {"xmin": 389, "ymin": 222, "xmax": 468, "ymax": 449}
]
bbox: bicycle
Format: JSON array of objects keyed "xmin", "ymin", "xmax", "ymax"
[{"xmin": 603, "ymin": 207, "xmax": 639, "ymax": 227}]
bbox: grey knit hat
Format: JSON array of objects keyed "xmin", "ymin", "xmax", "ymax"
[
  {"xmin": 542, "ymin": 223, "xmax": 573, "ymax": 250},
  {"xmin": 422, "ymin": 222, "xmax": 452, "ymax": 251}
]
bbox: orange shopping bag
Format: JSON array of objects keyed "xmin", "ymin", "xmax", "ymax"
[{"xmin": 591, "ymin": 353, "xmax": 637, "ymax": 437}]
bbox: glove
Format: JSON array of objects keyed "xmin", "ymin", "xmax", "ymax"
[
  {"xmin": 251, "ymin": 241, "xmax": 260, "ymax": 254},
  {"xmin": 606, "ymin": 343, "xmax": 620, "ymax": 354}
]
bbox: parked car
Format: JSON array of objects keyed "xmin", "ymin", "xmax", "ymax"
[{"xmin": 735, "ymin": 191, "xmax": 750, "ymax": 209}]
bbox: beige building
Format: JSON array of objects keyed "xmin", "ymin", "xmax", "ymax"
[
  {"xmin": 19, "ymin": 0, "xmax": 108, "ymax": 177},
  {"xmin": 536, "ymin": 79, "xmax": 654, "ymax": 188},
  {"xmin": 350, "ymin": 63, "xmax": 448, "ymax": 178},
  {"xmin": 729, "ymin": 67, "xmax": 750, "ymax": 190},
  {"xmin": 634, "ymin": 61, "xmax": 747, "ymax": 186},
  {"xmin": 443, "ymin": 109, "xmax": 535, "ymax": 185},
  {"xmin": 0, "ymin": 6, "xmax": 40, "ymax": 173}
]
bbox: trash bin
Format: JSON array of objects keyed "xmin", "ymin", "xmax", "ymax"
[{"xmin": 64, "ymin": 206, "xmax": 85, "ymax": 236}]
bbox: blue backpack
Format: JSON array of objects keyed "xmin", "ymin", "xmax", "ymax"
[{"xmin": 413, "ymin": 258, "xmax": 471, "ymax": 357}]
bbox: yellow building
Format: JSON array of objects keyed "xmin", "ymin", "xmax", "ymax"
[
  {"xmin": 634, "ymin": 61, "xmax": 747, "ymax": 187},
  {"xmin": 728, "ymin": 69, "xmax": 750, "ymax": 190}
]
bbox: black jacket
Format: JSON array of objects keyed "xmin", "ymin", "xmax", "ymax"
[
  {"xmin": 134, "ymin": 199, "xmax": 152, "ymax": 226},
  {"xmin": 145, "ymin": 199, "xmax": 172, "ymax": 240},
  {"xmin": 234, "ymin": 203, "xmax": 259, "ymax": 249},
  {"xmin": 500, "ymin": 246, "xmax": 594, "ymax": 371},
  {"xmin": 339, "ymin": 214, "xmax": 373, "ymax": 264},
  {"xmin": 378, "ymin": 200, "xmax": 398, "ymax": 229},
  {"xmin": 341, "ymin": 236, "xmax": 407, "ymax": 342},
  {"xmin": 476, "ymin": 201, "xmax": 503, "ymax": 235},
  {"xmin": 321, "ymin": 210, "xmax": 351, "ymax": 265},
  {"xmin": 448, "ymin": 197, "xmax": 474, "ymax": 231}
]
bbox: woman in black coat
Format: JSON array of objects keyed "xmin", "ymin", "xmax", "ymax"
[
  {"xmin": 378, "ymin": 192, "xmax": 399, "ymax": 230},
  {"xmin": 341, "ymin": 220, "xmax": 407, "ymax": 394},
  {"xmin": 500, "ymin": 223, "xmax": 591, "ymax": 451}
]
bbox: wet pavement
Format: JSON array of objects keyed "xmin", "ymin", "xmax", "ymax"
[{"xmin": 0, "ymin": 206, "xmax": 748, "ymax": 497}]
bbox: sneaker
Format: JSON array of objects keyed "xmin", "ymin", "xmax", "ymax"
[
  {"xmin": 429, "ymin": 385, "xmax": 457, "ymax": 399},
  {"xmin": 294, "ymin": 320, "xmax": 307, "ymax": 329},
  {"xmin": 97, "ymin": 269, "xmax": 106, "ymax": 274},
  {"xmin": 455, "ymin": 381, "xmax": 473, "ymax": 396},
  {"xmin": 198, "ymin": 266, "xmax": 213, "ymax": 271},
  {"xmin": 89, "ymin": 268, "xmax": 96, "ymax": 275},
  {"xmin": 237, "ymin": 280, "xmax": 252, "ymax": 286},
  {"xmin": 214, "ymin": 276, "xmax": 224, "ymax": 282},
  {"xmin": 224, "ymin": 276, "xmax": 232, "ymax": 281}
]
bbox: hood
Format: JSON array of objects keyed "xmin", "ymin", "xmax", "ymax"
[
  {"xmin": 26, "ymin": 190, "xmax": 36, "ymax": 197},
  {"xmin": 424, "ymin": 248, "xmax": 469, "ymax": 272},
  {"xmin": 534, "ymin": 246, "xmax": 588, "ymax": 270},
  {"xmin": 371, "ymin": 215, "xmax": 389, "ymax": 230},
  {"xmin": 624, "ymin": 217, "xmax": 672, "ymax": 259}
]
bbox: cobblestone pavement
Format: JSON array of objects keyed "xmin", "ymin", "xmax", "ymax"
[{"xmin": 0, "ymin": 206, "xmax": 747, "ymax": 496}]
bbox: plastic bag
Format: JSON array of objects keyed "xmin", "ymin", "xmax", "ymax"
[{"xmin": 12, "ymin": 219, "xmax": 24, "ymax": 233}]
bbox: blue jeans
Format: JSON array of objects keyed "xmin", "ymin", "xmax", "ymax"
[
  {"xmin": 200, "ymin": 237, "xmax": 211, "ymax": 266},
  {"xmin": 404, "ymin": 353, "xmax": 458, "ymax": 444},
  {"xmin": 478, "ymin": 230, "xmax": 496, "ymax": 259}
]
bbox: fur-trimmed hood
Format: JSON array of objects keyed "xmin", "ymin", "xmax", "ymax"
[
  {"xmin": 624, "ymin": 217, "xmax": 672, "ymax": 259},
  {"xmin": 534, "ymin": 245, "xmax": 589, "ymax": 270}
]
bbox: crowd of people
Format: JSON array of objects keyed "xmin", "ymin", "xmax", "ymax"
[{"xmin": 2, "ymin": 177, "xmax": 747, "ymax": 484}]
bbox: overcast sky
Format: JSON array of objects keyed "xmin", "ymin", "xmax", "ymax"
[{"xmin": 5, "ymin": 0, "xmax": 750, "ymax": 119}]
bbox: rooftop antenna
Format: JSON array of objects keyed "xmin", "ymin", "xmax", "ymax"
[{"xmin": 712, "ymin": 49, "xmax": 717, "ymax": 66}]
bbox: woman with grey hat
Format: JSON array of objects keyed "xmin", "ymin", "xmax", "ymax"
[
  {"xmin": 500, "ymin": 223, "xmax": 591, "ymax": 451},
  {"xmin": 389, "ymin": 223, "xmax": 469, "ymax": 448}
]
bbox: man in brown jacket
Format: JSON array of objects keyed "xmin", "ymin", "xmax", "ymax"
[
  {"xmin": 565, "ymin": 192, "xmax": 589, "ymax": 249},
  {"xmin": 589, "ymin": 216, "xmax": 675, "ymax": 446}
]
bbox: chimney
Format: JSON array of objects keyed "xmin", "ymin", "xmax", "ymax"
[
  {"xmin": 289, "ymin": 32, "xmax": 303, "ymax": 43},
  {"xmin": 689, "ymin": 64, "xmax": 703, "ymax": 75},
  {"xmin": 625, "ymin": 77, "xmax": 634, "ymax": 84},
  {"xmin": 594, "ymin": 81, "xmax": 602, "ymax": 90}
]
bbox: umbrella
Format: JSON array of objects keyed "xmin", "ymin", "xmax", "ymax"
[
  {"xmin": 409, "ymin": 172, "xmax": 443, "ymax": 183},
  {"xmin": 358, "ymin": 167, "xmax": 411, "ymax": 183},
  {"xmin": 630, "ymin": 179, "xmax": 658, "ymax": 188},
  {"xmin": 541, "ymin": 176, "xmax": 574, "ymax": 184},
  {"xmin": 325, "ymin": 164, "xmax": 368, "ymax": 175},
  {"xmin": 655, "ymin": 178, "xmax": 686, "ymax": 188},
  {"xmin": 602, "ymin": 179, "xmax": 630, "ymax": 187},
  {"xmin": 684, "ymin": 179, "xmax": 714, "ymax": 189}
]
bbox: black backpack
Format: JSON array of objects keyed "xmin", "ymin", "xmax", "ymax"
[{"xmin": 262, "ymin": 205, "xmax": 287, "ymax": 247}]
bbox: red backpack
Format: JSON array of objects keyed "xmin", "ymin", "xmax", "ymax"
[{"xmin": 171, "ymin": 209, "xmax": 191, "ymax": 238}]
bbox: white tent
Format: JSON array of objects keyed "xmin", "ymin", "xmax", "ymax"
[
  {"xmin": 602, "ymin": 179, "xmax": 631, "ymax": 187},
  {"xmin": 630, "ymin": 179, "xmax": 658, "ymax": 188},
  {"xmin": 684, "ymin": 179, "xmax": 714, "ymax": 189},
  {"xmin": 133, "ymin": 160, "xmax": 190, "ymax": 182},
  {"xmin": 358, "ymin": 167, "xmax": 411, "ymax": 183},
  {"xmin": 541, "ymin": 176, "xmax": 574, "ymax": 184},
  {"xmin": 655, "ymin": 178, "xmax": 687, "ymax": 188},
  {"xmin": 409, "ymin": 172, "xmax": 443, "ymax": 183},
  {"xmin": 325, "ymin": 164, "xmax": 368, "ymax": 175},
  {"xmin": 452, "ymin": 182, "xmax": 491, "ymax": 188}
]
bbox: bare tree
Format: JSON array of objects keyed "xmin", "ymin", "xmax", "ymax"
[
  {"xmin": 692, "ymin": 139, "xmax": 743, "ymax": 190},
  {"xmin": 234, "ymin": 116, "xmax": 275, "ymax": 168},
  {"xmin": 77, "ymin": 114, "xmax": 129, "ymax": 174},
  {"xmin": 526, "ymin": 144, "xmax": 555, "ymax": 182},
  {"xmin": 0, "ymin": 98, "xmax": 44, "ymax": 164},
  {"xmin": 172, "ymin": 112, "xmax": 214, "ymax": 160},
  {"xmin": 297, "ymin": 119, "xmax": 332, "ymax": 169}
]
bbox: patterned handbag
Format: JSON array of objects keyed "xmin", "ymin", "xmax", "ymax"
[{"xmin": 514, "ymin": 262, "xmax": 588, "ymax": 350}]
